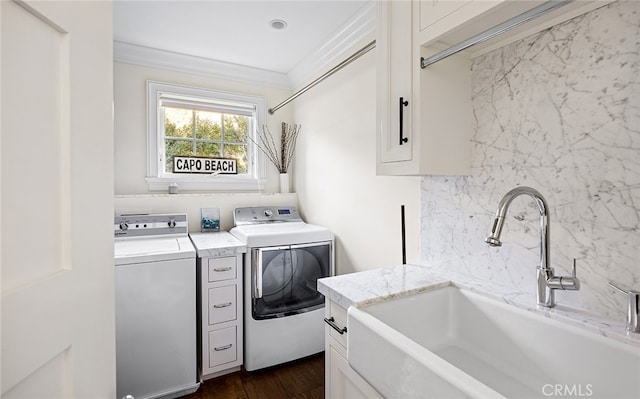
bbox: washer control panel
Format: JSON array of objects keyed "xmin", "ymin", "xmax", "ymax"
[
  {"xmin": 233, "ymin": 206, "xmax": 302, "ymax": 225},
  {"xmin": 114, "ymin": 213, "xmax": 188, "ymax": 238}
]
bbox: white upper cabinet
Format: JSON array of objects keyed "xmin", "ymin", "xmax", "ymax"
[
  {"xmin": 419, "ymin": 0, "xmax": 473, "ymax": 32},
  {"xmin": 377, "ymin": 0, "xmax": 472, "ymax": 176},
  {"xmin": 415, "ymin": 0, "xmax": 614, "ymax": 50},
  {"xmin": 377, "ymin": 0, "xmax": 614, "ymax": 176},
  {"xmin": 377, "ymin": 0, "xmax": 413, "ymax": 165}
]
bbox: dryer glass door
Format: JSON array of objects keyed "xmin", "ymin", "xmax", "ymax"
[{"xmin": 251, "ymin": 241, "xmax": 332, "ymax": 320}]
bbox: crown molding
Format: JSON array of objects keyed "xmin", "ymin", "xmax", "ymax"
[
  {"xmin": 113, "ymin": 1, "xmax": 375, "ymax": 91},
  {"xmin": 287, "ymin": 1, "xmax": 376, "ymax": 90},
  {"xmin": 113, "ymin": 41, "xmax": 291, "ymax": 89}
]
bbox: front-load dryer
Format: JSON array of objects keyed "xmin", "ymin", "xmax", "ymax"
[{"xmin": 230, "ymin": 206, "xmax": 334, "ymax": 371}]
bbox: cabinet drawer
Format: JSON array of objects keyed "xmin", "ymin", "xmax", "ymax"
[
  {"xmin": 328, "ymin": 301, "xmax": 348, "ymax": 349},
  {"xmin": 208, "ymin": 285, "xmax": 236, "ymax": 325},
  {"xmin": 208, "ymin": 257, "xmax": 237, "ymax": 282},
  {"xmin": 209, "ymin": 326, "xmax": 237, "ymax": 368}
]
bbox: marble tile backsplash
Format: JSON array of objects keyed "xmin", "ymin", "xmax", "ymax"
[{"xmin": 420, "ymin": 0, "xmax": 639, "ymax": 321}]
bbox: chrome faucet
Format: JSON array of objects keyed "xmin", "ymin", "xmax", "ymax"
[
  {"xmin": 608, "ymin": 282, "xmax": 640, "ymax": 334},
  {"xmin": 486, "ymin": 186, "xmax": 580, "ymax": 308}
]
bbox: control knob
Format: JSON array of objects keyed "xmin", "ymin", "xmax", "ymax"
[
  {"xmin": 168, "ymin": 219, "xmax": 176, "ymax": 228},
  {"xmin": 264, "ymin": 209, "xmax": 273, "ymax": 217},
  {"xmin": 119, "ymin": 222, "xmax": 128, "ymax": 231}
]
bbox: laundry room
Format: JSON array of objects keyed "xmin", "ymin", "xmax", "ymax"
[
  {"xmin": 109, "ymin": 1, "xmax": 421, "ymax": 397},
  {"xmin": 3, "ymin": 0, "xmax": 639, "ymax": 398},
  {"xmin": 112, "ymin": 1, "xmax": 420, "ymax": 273}
]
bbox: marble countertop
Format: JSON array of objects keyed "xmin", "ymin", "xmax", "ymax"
[
  {"xmin": 318, "ymin": 263, "xmax": 640, "ymax": 348},
  {"xmin": 189, "ymin": 231, "xmax": 246, "ymax": 258}
]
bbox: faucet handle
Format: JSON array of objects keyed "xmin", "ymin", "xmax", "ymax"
[
  {"xmin": 546, "ymin": 258, "xmax": 580, "ymax": 291},
  {"xmin": 608, "ymin": 281, "xmax": 640, "ymax": 334}
]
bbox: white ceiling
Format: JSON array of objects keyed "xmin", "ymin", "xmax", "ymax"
[{"xmin": 114, "ymin": 0, "xmax": 371, "ymax": 75}]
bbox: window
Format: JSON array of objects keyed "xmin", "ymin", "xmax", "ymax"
[{"xmin": 146, "ymin": 81, "xmax": 266, "ymax": 191}]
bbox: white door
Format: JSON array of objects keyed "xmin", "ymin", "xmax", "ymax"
[{"xmin": 1, "ymin": 1, "xmax": 115, "ymax": 398}]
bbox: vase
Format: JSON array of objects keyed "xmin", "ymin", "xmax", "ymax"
[{"xmin": 279, "ymin": 173, "xmax": 290, "ymax": 193}]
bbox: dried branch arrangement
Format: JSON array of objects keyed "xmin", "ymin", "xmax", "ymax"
[{"xmin": 253, "ymin": 122, "xmax": 301, "ymax": 173}]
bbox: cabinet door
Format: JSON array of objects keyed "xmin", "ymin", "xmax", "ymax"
[
  {"xmin": 419, "ymin": 0, "xmax": 472, "ymax": 31},
  {"xmin": 328, "ymin": 346, "xmax": 383, "ymax": 399},
  {"xmin": 377, "ymin": 0, "xmax": 413, "ymax": 164}
]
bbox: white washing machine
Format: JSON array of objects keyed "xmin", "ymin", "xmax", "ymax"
[
  {"xmin": 114, "ymin": 213, "xmax": 199, "ymax": 399},
  {"xmin": 230, "ymin": 206, "xmax": 334, "ymax": 371}
]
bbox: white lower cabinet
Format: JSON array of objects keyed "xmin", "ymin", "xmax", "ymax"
[
  {"xmin": 199, "ymin": 254, "xmax": 243, "ymax": 378},
  {"xmin": 208, "ymin": 326, "xmax": 237, "ymax": 368},
  {"xmin": 325, "ymin": 300, "xmax": 382, "ymax": 399}
]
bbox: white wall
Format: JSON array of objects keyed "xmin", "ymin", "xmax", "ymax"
[
  {"xmin": 113, "ymin": 62, "xmax": 300, "ymax": 224},
  {"xmin": 420, "ymin": 1, "xmax": 639, "ymax": 321},
  {"xmin": 292, "ymin": 43, "xmax": 421, "ymax": 275},
  {"xmin": 114, "ymin": 43, "xmax": 421, "ymax": 276},
  {"xmin": 114, "ymin": 62, "xmax": 294, "ymax": 195}
]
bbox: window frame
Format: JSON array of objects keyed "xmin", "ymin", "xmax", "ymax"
[{"xmin": 146, "ymin": 81, "xmax": 266, "ymax": 191}]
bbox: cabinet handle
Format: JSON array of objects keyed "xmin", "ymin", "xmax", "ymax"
[
  {"xmin": 213, "ymin": 267, "xmax": 232, "ymax": 272},
  {"xmin": 213, "ymin": 302, "xmax": 232, "ymax": 308},
  {"xmin": 324, "ymin": 317, "xmax": 347, "ymax": 335},
  {"xmin": 399, "ymin": 96, "xmax": 409, "ymax": 145},
  {"xmin": 214, "ymin": 344, "xmax": 232, "ymax": 351}
]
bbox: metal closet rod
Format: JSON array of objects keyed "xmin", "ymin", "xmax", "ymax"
[
  {"xmin": 421, "ymin": 0, "xmax": 572, "ymax": 69},
  {"xmin": 268, "ymin": 39, "xmax": 376, "ymax": 115}
]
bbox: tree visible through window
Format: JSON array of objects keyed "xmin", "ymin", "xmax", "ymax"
[
  {"xmin": 147, "ymin": 81, "xmax": 266, "ymax": 191},
  {"xmin": 163, "ymin": 107, "xmax": 249, "ymax": 174}
]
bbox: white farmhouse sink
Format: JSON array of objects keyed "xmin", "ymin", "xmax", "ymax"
[{"xmin": 348, "ymin": 285, "xmax": 640, "ymax": 399}]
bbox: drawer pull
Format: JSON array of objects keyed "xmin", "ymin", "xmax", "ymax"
[
  {"xmin": 213, "ymin": 302, "xmax": 232, "ymax": 309},
  {"xmin": 213, "ymin": 267, "xmax": 232, "ymax": 272},
  {"xmin": 324, "ymin": 317, "xmax": 347, "ymax": 335},
  {"xmin": 214, "ymin": 344, "xmax": 232, "ymax": 351}
]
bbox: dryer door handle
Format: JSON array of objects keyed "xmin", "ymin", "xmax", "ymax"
[
  {"xmin": 252, "ymin": 248, "xmax": 263, "ymax": 299},
  {"xmin": 251, "ymin": 245, "xmax": 290, "ymax": 299}
]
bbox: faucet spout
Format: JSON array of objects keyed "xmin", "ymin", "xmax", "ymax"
[
  {"xmin": 485, "ymin": 186, "xmax": 579, "ymax": 308},
  {"xmin": 485, "ymin": 216, "xmax": 505, "ymax": 247},
  {"xmin": 485, "ymin": 186, "xmax": 550, "ymax": 270}
]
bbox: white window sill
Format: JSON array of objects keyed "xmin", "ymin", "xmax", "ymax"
[{"xmin": 146, "ymin": 176, "xmax": 266, "ymax": 192}]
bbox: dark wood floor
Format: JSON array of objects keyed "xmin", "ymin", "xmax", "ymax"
[{"xmin": 182, "ymin": 352, "xmax": 325, "ymax": 399}]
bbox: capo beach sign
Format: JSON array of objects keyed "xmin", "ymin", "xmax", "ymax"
[{"xmin": 173, "ymin": 156, "xmax": 238, "ymax": 174}]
